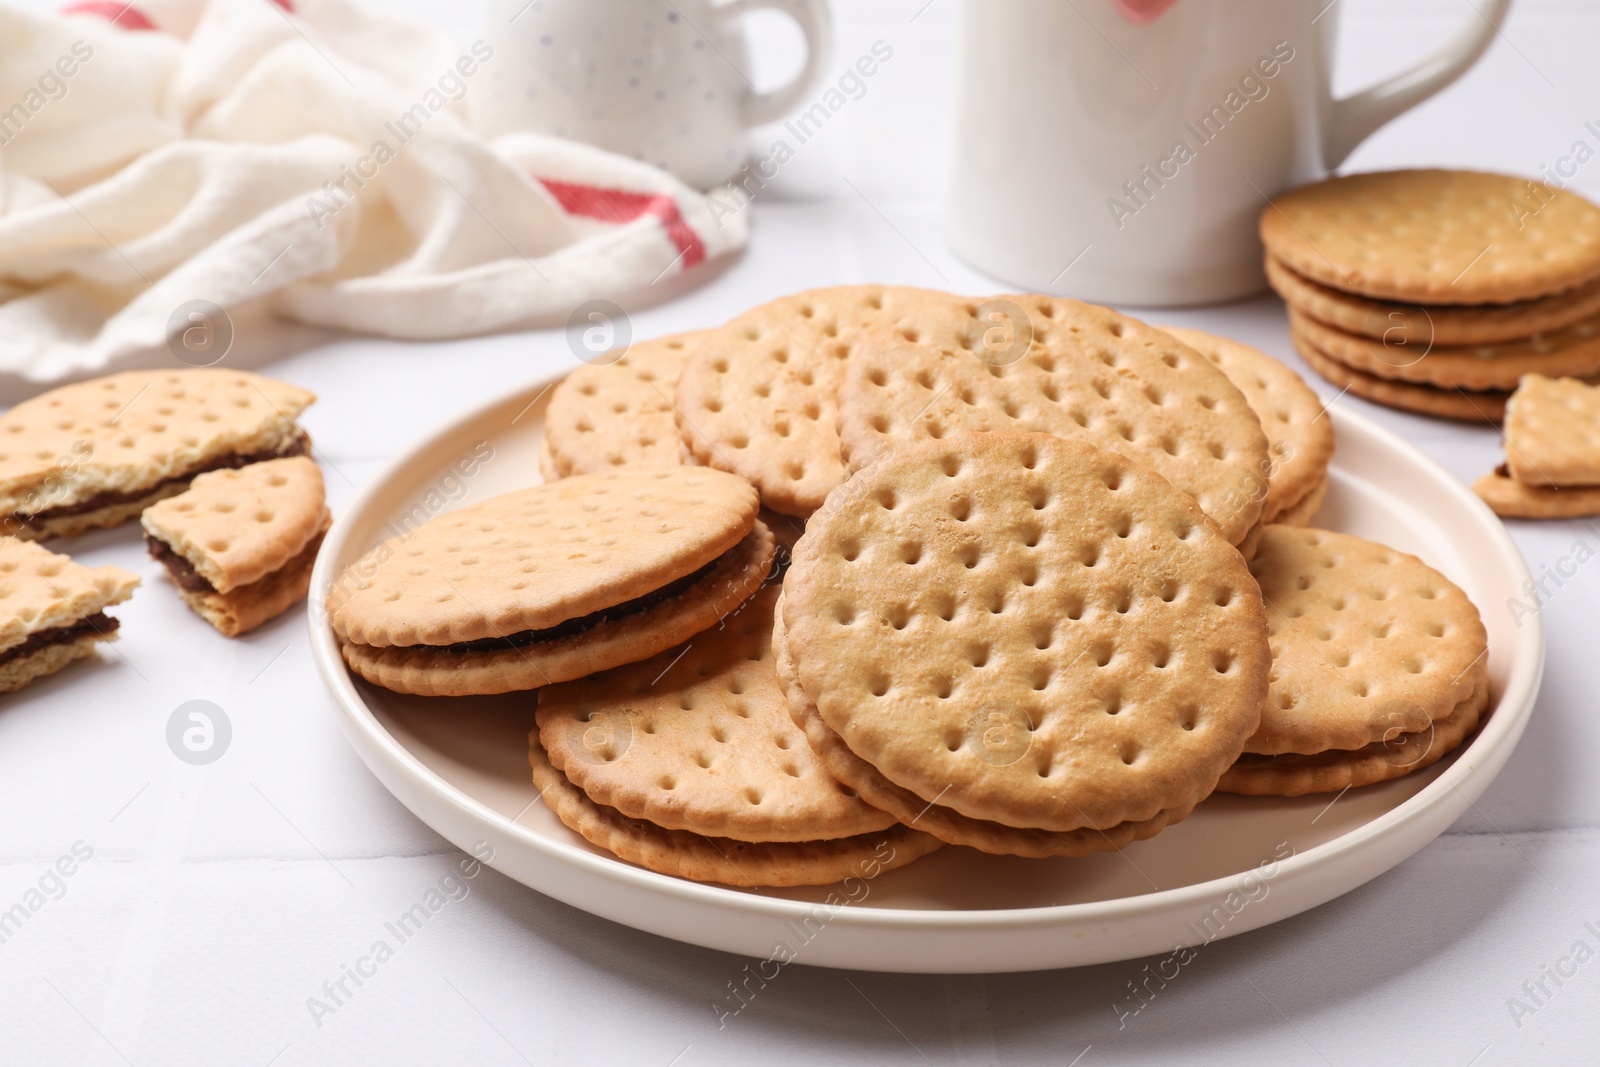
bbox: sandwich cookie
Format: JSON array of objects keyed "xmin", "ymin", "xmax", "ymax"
[
  {"xmin": 0, "ymin": 539, "xmax": 138, "ymax": 694},
  {"xmin": 1291, "ymin": 327, "xmax": 1509, "ymax": 422},
  {"xmin": 329, "ymin": 467, "xmax": 774, "ymax": 695},
  {"xmin": 142, "ymin": 456, "xmax": 330, "ymax": 637},
  {"xmin": 0, "ymin": 369, "xmax": 314, "ymax": 540}
]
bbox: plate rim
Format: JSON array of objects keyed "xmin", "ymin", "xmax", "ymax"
[{"xmin": 309, "ymin": 371, "xmax": 1543, "ymax": 936}]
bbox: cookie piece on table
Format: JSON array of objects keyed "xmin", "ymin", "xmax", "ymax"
[
  {"xmin": 1291, "ymin": 326, "xmax": 1508, "ymax": 423},
  {"xmin": 328, "ymin": 467, "xmax": 774, "ymax": 696},
  {"xmin": 1160, "ymin": 327, "xmax": 1334, "ymax": 526},
  {"xmin": 1216, "ymin": 526, "xmax": 1490, "ymax": 796},
  {"xmin": 1260, "ymin": 169, "xmax": 1600, "ymax": 305},
  {"xmin": 141, "ymin": 457, "xmax": 330, "ymax": 637},
  {"xmin": 779, "ymin": 431, "xmax": 1271, "ymax": 856},
  {"xmin": 528, "ymin": 735, "xmax": 941, "ymax": 887},
  {"xmin": 0, "ymin": 370, "xmax": 314, "ymax": 541},
  {"xmin": 674, "ymin": 286, "xmax": 976, "ymax": 517},
  {"xmin": 543, "ymin": 333, "xmax": 702, "ymax": 478},
  {"xmin": 1290, "ymin": 308, "xmax": 1600, "ymax": 391},
  {"xmin": 1502, "ymin": 374, "xmax": 1600, "ymax": 487},
  {"xmin": 838, "ymin": 306, "xmax": 1272, "ymax": 551},
  {"xmin": 0, "ymin": 540, "xmax": 138, "ymax": 694},
  {"xmin": 537, "ymin": 583, "xmax": 899, "ymax": 842},
  {"xmin": 1264, "ymin": 255, "xmax": 1600, "ymax": 347},
  {"xmin": 1473, "ymin": 466, "xmax": 1600, "ymax": 519}
]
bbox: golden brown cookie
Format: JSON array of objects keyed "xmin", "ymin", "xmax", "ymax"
[
  {"xmin": 674, "ymin": 286, "xmax": 975, "ymax": 517},
  {"xmin": 1265, "ymin": 255, "xmax": 1600, "ymax": 347},
  {"xmin": 1218, "ymin": 674, "xmax": 1489, "ymax": 796},
  {"xmin": 1472, "ymin": 467, "xmax": 1600, "ymax": 518},
  {"xmin": 0, "ymin": 539, "xmax": 138, "ymax": 694},
  {"xmin": 1291, "ymin": 309, "xmax": 1600, "ymax": 391},
  {"xmin": 537, "ymin": 584, "xmax": 896, "ymax": 842},
  {"xmin": 142, "ymin": 457, "xmax": 330, "ymax": 637},
  {"xmin": 1292, "ymin": 327, "xmax": 1508, "ymax": 422},
  {"xmin": 529, "ymin": 735, "xmax": 941, "ymax": 887},
  {"xmin": 1240, "ymin": 526, "xmax": 1489, "ymax": 757},
  {"xmin": 1260, "ymin": 169, "xmax": 1600, "ymax": 304},
  {"xmin": 1160, "ymin": 327, "xmax": 1334, "ymax": 525},
  {"xmin": 837, "ymin": 308, "xmax": 1272, "ymax": 549},
  {"xmin": 780, "ymin": 431, "xmax": 1270, "ymax": 842},
  {"xmin": 0, "ymin": 370, "xmax": 315, "ymax": 540},
  {"xmin": 329, "ymin": 468, "xmax": 774, "ymax": 695},
  {"xmin": 1502, "ymin": 374, "xmax": 1600, "ymax": 487},
  {"xmin": 543, "ymin": 333, "xmax": 702, "ymax": 477},
  {"xmin": 1272, "ymin": 473, "xmax": 1329, "ymax": 528}
]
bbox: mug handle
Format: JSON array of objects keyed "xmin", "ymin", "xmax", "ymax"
[
  {"xmin": 1323, "ymin": 0, "xmax": 1510, "ymax": 168},
  {"xmin": 715, "ymin": 0, "xmax": 835, "ymax": 128}
]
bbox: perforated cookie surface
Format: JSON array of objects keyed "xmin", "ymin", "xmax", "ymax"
[
  {"xmin": 0, "ymin": 539, "xmax": 139, "ymax": 656},
  {"xmin": 538, "ymin": 583, "xmax": 896, "ymax": 842},
  {"xmin": 1260, "ymin": 169, "xmax": 1600, "ymax": 304},
  {"xmin": 544, "ymin": 333, "xmax": 701, "ymax": 477},
  {"xmin": 781, "ymin": 431, "xmax": 1270, "ymax": 833},
  {"xmin": 327, "ymin": 467, "xmax": 758, "ymax": 648},
  {"xmin": 1503, "ymin": 374, "xmax": 1600, "ymax": 487},
  {"xmin": 1246, "ymin": 525, "xmax": 1488, "ymax": 756}
]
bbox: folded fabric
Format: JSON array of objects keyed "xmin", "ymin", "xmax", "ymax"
[{"xmin": 0, "ymin": 0, "xmax": 749, "ymax": 383}]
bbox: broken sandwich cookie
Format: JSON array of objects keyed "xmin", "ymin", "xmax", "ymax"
[
  {"xmin": 0, "ymin": 539, "xmax": 139, "ymax": 694},
  {"xmin": 142, "ymin": 457, "xmax": 331, "ymax": 637}
]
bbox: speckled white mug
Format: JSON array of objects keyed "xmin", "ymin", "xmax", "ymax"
[{"xmin": 482, "ymin": 0, "xmax": 832, "ymax": 190}]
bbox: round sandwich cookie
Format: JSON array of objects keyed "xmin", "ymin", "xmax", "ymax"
[
  {"xmin": 537, "ymin": 583, "xmax": 899, "ymax": 843},
  {"xmin": 779, "ymin": 432, "xmax": 1272, "ymax": 855},
  {"xmin": 674, "ymin": 285, "xmax": 974, "ymax": 517},
  {"xmin": 1260, "ymin": 169, "xmax": 1600, "ymax": 305},
  {"xmin": 528, "ymin": 735, "xmax": 941, "ymax": 887},
  {"xmin": 1217, "ymin": 526, "xmax": 1490, "ymax": 796},
  {"xmin": 1264, "ymin": 255, "xmax": 1600, "ymax": 347},
  {"xmin": 1290, "ymin": 308, "xmax": 1600, "ymax": 392},
  {"xmin": 328, "ymin": 467, "xmax": 774, "ymax": 696},
  {"xmin": 1291, "ymin": 327, "xmax": 1509, "ymax": 423},
  {"xmin": 543, "ymin": 332, "xmax": 703, "ymax": 478},
  {"xmin": 0, "ymin": 369, "xmax": 314, "ymax": 541},
  {"xmin": 837, "ymin": 303, "xmax": 1272, "ymax": 552},
  {"xmin": 1160, "ymin": 327, "xmax": 1334, "ymax": 526}
]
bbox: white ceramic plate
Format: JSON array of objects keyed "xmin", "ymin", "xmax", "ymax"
[{"xmin": 309, "ymin": 376, "xmax": 1542, "ymax": 973}]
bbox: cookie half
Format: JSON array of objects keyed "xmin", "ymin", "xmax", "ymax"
[
  {"xmin": 537, "ymin": 583, "xmax": 897, "ymax": 842},
  {"xmin": 0, "ymin": 540, "xmax": 139, "ymax": 694},
  {"xmin": 142, "ymin": 457, "xmax": 330, "ymax": 637},
  {"xmin": 781, "ymin": 432, "xmax": 1270, "ymax": 843},
  {"xmin": 529, "ymin": 736, "xmax": 941, "ymax": 887},
  {"xmin": 0, "ymin": 370, "xmax": 315, "ymax": 540},
  {"xmin": 1160, "ymin": 327, "xmax": 1334, "ymax": 525},
  {"xmin": 544, "ymin": 333, "xmax": 702, "ymax": 477},
  {"xmin": 838, "ymin": 307, "xmax": 1272, "ymax": 549},
  {"xmin": 1502, "ymin": 374, "xmax": 1600, "ymax": 487},
  {"xmin": 329, "ymin": 468, "xmax": 774, "ymax": 695},
  {"xmin": 1260, "ymin": 169, "xmax": 1600, "ymax": 304}
]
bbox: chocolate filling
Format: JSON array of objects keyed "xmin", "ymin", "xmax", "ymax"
[
  {"xmin": 13, "ymin": 434, "xmax": 308, "ymax": 529},
  {"xmin": 145, "ymin": 534, "xmax": 217, "ymax": 594},
  {"xmin": 0, "ymin": 612, "xmax": 118, "ymax": 667},
  {"xmin": 431, "ymin": 557, "xmax": 721, "ymax": 655}
]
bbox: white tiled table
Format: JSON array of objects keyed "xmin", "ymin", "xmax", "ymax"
[{"xmin": 3, "ymin": 1, "xmax": 1598, "ymax": 1063}]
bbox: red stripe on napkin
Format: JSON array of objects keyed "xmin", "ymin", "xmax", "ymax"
[
  {"xmin": 538, "ymin": 179, "xmax": 706, "ymax": 269},
  {"xmin": 61, "ymin": 1, "xmax": 157, "ymax": 29}
]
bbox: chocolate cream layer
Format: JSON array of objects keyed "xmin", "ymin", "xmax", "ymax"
[{"xmin": 0, "ymin": 613, "xmax": 118, "ymax": 666}]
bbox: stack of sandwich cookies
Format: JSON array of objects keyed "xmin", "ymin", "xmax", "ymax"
[
  {"xmin": 328, "ymin": 467, "xmax": 774, "ymax": 696},
  {"xmin": 142, "ymin": 457, "xmax": 330, "ymax": 637},
  {"xmin": 1218, "ymin": 527, "xmax": 1490, "ymax": 796},
  {"xmin": 541, "ymin": 332, "xmax": 705, "ymax": 480},
  {"xmin": 776, "ymin": 431, "xmax": 1272, "ymax": 857},
  {"xmin": 0, "ymin": 540, "xmax": 138, "ymax": 694},
  {"xmin": 1160, "ymin": 327, "xmax": 1335, "ymax": 527},
  {"xmin": 836, "ymin": 301, "xmax": 1273, "ymax": 554},
  {"xmin": 532, "ymin": 584, "xmax": 940, "ymax": 886},
  {"xmin": 1474, "ymin": 374, "xmax": 1600, "ymax": 517},
  {"xmin": 1263, "ymin": 169, "xmax": 1600, "ymax": 421},
  {"xmin": 0, "ymin": 369, "xmax": 314, "ymax": 539}
]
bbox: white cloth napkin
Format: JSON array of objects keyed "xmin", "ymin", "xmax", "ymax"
[{"xmin": 0, "ymin": 0, "xmax": 749, "ymax": 383}]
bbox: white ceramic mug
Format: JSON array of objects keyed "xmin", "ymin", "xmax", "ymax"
[
  {"xmin": 946, "ymin": 0, "xmax": 1512, "ymax": 306},
  {"xmin": 482, "ymin": 0, "xmax": 832, "ymax": 190}
]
